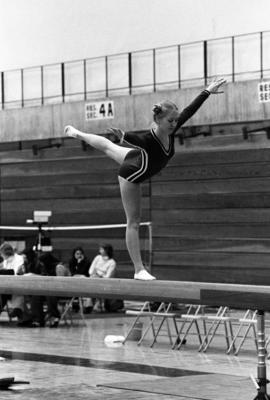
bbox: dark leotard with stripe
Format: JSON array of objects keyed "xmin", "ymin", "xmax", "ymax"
[{"xmin": 118, "ymin": 90, "xmax": 210, "ymax": 183}]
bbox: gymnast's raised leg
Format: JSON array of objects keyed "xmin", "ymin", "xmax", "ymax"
[{"xmin": 64, "ymin": 125, "xmax": 130, "ymax": 164}]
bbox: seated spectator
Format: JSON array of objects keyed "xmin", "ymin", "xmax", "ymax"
[
  {"xmin": 21, "ymin": 250, "xmax": 61, "ymax": 327},
  {"xmin": 69, "ymin": 247, "xmax": 90, "ymax": 277},
  {"xmin": 21, "ymin": 248, "xmax": 39, "ymax": 274},
  {"xmin": 89, "ymin": 244, "xmax": 116, "ymax": 312},
  {"xmin": 69, "ymin": 247, "xmax": 92, "ymax": 313},
  {"xmin": 38, "ymin": 251, "xmax": 61, "ymax": 327},
  {"xmin": 19, "ymin": 248, "xmax": 41, "ymax": 327},
  {"xmin": 0, "ymin": 242, "xmax": 26, "ymax": 322},
  {"xmin": 0, "ymin": 242, "xmax": 24, "ymax": 275},
  {"xmin": 56, "ymin": 262, "xmax": 71, "ymax": 277}
]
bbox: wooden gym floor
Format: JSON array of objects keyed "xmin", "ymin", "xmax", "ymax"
[{"xmin": 0, "ymin": 304, "xmax": 266, "ymax": 400}]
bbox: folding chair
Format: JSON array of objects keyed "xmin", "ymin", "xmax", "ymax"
[
  {"xmin": 58, "ymin": 297, "xmax": 86, "ymax": 326},
  {"xmin": 226, "ymin": 309, "xmax": 258, "ymax": 355},
  {"xmin": 123, "ymin": 301, "xmax": 153, "ymax": 343},
  {"xmin": 264, "ymin": 319, "xmax": 270, "ymax": 358},
  {"xmin": 0, "ymin": 301, "xmax": 13, "ymax": 323},
  {"xmin": 137, "ymin": 302, "xmax": 178, "ymax": 347},
  {"xmin": 198, "ymin": 306, "xmax": 235, "ymax": 353},
  {"xmin": 172, "ymin": 304, "xmax": 206, "ymax": 350}
]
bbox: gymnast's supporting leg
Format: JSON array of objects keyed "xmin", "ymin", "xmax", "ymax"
[
  {"xmin": 118, "ymin": 176, "xmax": 155, "ymax": 280},
  {"xmin": 65, "ymin": 125, "xmax": 130, "ymax": 165}
]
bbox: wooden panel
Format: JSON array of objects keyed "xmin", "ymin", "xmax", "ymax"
[
  {"xmin": 1, "ymin": 184, "xmax": 121, "ymax": 200},
  {"xmin": 201, "ymin": 290, "xmax": 270, "ymax": 309},
  {"xmin": 153, "ymin": 237, "xmax": 270, "ymax": 253},
  {"xmin": 152, "ymin": 178, "xmax": 270, "ymax": 195},
  {"xmin": 1, "ymin": 183, "xmax": 150, "ymax": 200},
  {"xmin": 153, "ymin": 251, "xmax": 270, "ymax": 268},
  {"xmin": 1, "ymin": 156, "xmax": 118, "ymax": 176},
  {"xmin": 152, "ymin": 265, "xmax": 270, "ymax": 285},
  {"xmin": 2, "ymin": 197, "xmax": 122, "ymax": 212},
  {"xmin": 152, "ymin": 193, "xmax": 270, "ymax": 209},
  {"xmin": 153, "ymin": 162, "xmax": 270, "ymax": 182},
  {"xmin": 153, "ymin": 223, "xmax": 270, "ymax": 239},
  {"xmin": 0, "ymin": 145, "xmax": 95, "ymax": 163},
  {"xmin": 152, "ymin": 209, "xmax": 270, "ymax": 224},
  {"xmin": 2, "ymin": 197, "xmax": 149, "ymax": 212},
  {"xmin": 168, "ymin": 148, "xmax": 270, "ymax": 166},
  {"xmin": 177, "ymin": 131, "xmax": 270, "ymax": 151},
  {"xmin": 1, "ymin": 171, "xmax": 118, "ymax": 188}
]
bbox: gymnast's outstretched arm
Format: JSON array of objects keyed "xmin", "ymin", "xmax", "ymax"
[{"xmin": 174, "ymin": 77, "xmax": 226, "ymax": 131}]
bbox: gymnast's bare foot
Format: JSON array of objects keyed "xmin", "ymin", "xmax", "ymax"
[
  {"xmin": 64, "ymin": 125, "xmax": 80, "ymax": 138},
  {"xmin": 134, "ymin": 269, "xmax": 156, "ymax": 280}
]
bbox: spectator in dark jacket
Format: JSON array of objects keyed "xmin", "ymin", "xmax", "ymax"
[
  {"xmin": 21, "ymin": 250, "xmax": 61, "ymax": 327},
  {"xmin": 69, "ymin": 247, "xmax": 92, "ymax": 313},
  {"xmin": 69, "ymin": 247, "xmax": 90, "ymax": 277}
]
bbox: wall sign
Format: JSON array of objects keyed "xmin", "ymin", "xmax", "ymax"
[
  {"xmin": 85, "ymin": 101, "xmax": 114, "ymax": 120},
  {"xmin": 258, "ymin": 82, "xmax": 270, "ymax": 103}
]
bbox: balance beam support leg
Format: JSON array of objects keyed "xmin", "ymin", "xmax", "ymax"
[{"xmin": 253, "ymin": 310, "xmax": 270, "ymax": 400}]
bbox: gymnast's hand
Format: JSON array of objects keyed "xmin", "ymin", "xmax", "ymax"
[
  {"xmin": 107, "ymin": 128, "xmax": 125, "ymax": 143},
  {"xmin": 206, "ymin": 77, "xmax": 226, "ymax": 94}
]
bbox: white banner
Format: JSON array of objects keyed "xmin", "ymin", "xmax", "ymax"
[
  {"xmin": 258, "ymin": 82, "xmax": 270, "ymax": 103},
  {"xmin": 85, "ymin": 101, "xmax": 114, "ymax": 120}
]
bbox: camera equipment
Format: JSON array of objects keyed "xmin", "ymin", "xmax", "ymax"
[{"xmin": 26, "ymin": 211, "xmax": 52, "ymax": 252}]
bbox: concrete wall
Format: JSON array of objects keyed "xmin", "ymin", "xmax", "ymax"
[{"xmin": 0, "ymin": 80, "xmax": 270, "ymax": 142}]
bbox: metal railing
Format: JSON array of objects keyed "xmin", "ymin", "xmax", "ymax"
[{"xmin": 1, "ymin": 30, "xmax": 270, "ymax": 110}]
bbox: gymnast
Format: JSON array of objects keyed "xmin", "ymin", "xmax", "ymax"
[{"xmin": 65, "ymin": 77, "xmax": 226, "ymax": 280}]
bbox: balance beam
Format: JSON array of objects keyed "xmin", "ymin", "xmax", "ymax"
[
  {"xmin": 0, "ymin": 276, "xmax": 269, "ymax": 310},
  {"xmin": 1, "ymin": 275, "xmax": 270, "ymax": 397}
]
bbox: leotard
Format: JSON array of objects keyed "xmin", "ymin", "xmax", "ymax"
[{"xmin": 118, "ymin": 90, "xmax": 210, "ymax": 183}]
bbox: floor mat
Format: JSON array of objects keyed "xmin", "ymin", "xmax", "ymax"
[
  {"xmin": 99, "ymin": 373, "xmax": 256, "ymax": 400},
  {"xmin": 0, "ymin": 350, "xmax": 209, "ymax": 377}
]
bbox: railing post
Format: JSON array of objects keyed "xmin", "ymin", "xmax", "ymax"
[
  {"xmin": 61, "ymin": 63, "xmax": 65, "ymax": 103},
  {"xmin": 203, "ymin": 40, "xmax": 208, "ymax": 86},
  {"xmin": 260, "ymin": 32, "xmax": 263, "ymax": 80},
  {"xmin": 21, "ymin": 69, "xmax": 24, "ymax": 108},
  {"xmin": 41, "ymin": 66, "xmax": 44, "ymax": 106},
  {"xmin": 178, "ymin": 45, "xmax": 181, "ymax": 89},
  {"xmin": 153, "ymin": 49, "xmax": 156, "ymax": 92},
  {"xmin": 83, "ymin": 59, "xmax": 87, "ymax": 101},
  {"xmin": 128, "ymin": 52, "xmax": 132, "ymax": 95},
  {"xmin": 1, "ymin": 72, "xmax": 4, "ymax": 110},
  {"xmin": 105, "ymin": 56, "xmax": 108, "ymax": 98},
  {"xmin": 232, "ymin": 36, "xmax": 235, "ymax": 82}
]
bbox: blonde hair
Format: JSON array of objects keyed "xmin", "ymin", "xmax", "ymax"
[{"xmin": 152, "ymin": 100, "xmax": 178, "ymax": 122}]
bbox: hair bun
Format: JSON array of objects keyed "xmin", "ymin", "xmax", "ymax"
[{"xmin": 152, "ymin": 104, "xmax": 163, "ymax": 115}]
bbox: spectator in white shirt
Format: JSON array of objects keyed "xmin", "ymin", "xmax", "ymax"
[
  {"xmin": 0, "ymin": 242, "xmax": 25, "ymax": 321},
  {"xmin": 89, "ymin": 244, "xmax": 116, "ymax": 312}
]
